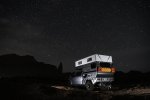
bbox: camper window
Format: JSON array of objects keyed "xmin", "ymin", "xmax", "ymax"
[
  {"xmin": 87, "ymin": 57, "xmax": 92, "ymax": 62},
  {"xmin": 78, "ymin": 61, "xmax": 82, "ymax": 65}
]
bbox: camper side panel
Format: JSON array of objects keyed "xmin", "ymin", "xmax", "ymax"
[{"xmin": 75, "ymin": 55, "xmax": 96, "ymax": 67}]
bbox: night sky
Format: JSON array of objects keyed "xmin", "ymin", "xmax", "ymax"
[{"xmin": 0, "ymin": 0, "xmax": 150, "ymax": 72}]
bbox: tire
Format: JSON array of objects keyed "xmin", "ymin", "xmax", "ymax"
[
  {"xmin": 107, "ymin": 84, "xmax": 112, "ymax": 90},
  {"xmin": 100, "ymin": 83, "xmax": 112, "ymax": 90},
  {"xmin": 85, "ymin": 81, "xmax": 94, "ymax": 91}
]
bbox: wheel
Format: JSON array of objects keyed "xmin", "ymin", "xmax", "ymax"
[
  {"xmin": 99, "ymin": 83, "xmax": 112, "ymax": 90},
  {"xmin": 85, "ymin": 81, "xmax": 94, "ymax": 91},
  {"xmin": 107, "ymin": 84, "xmax": 112, "ymax": 90}
]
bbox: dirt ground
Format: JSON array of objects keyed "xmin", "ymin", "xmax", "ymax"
[
  {"xmin": 51, "ymin": 85, "xmax": 150, "ymax": 100},
  {"xmin": 0, "ymin": 78, "xmax": 150, "ymax": 100}
]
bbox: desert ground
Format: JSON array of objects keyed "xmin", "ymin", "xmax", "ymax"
[{"xmin": 0, "ymin": 77, "xmax": 150, "ymax": 100}]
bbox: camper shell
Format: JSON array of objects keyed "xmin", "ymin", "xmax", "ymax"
[{"xmin": 75, "ymin": 54, "xmax": 112, "ymax": 68}]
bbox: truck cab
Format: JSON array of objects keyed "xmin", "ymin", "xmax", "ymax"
[{"xmin": 69, "ymin": 54, "xmax": 116, "ymax": 90}]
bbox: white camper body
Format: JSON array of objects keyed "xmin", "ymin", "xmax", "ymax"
[{"xmin": 75, "ymin": 54, "xmax": 112, "ymax": 67}]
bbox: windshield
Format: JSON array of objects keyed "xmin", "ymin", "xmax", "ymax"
[
  {"xmin": 71, "ymin": 69, "xmax": 82, "ymax": 76},
  {"xmin": 100, "ymin": 62, "xmax": 112, "ymax": 67}
]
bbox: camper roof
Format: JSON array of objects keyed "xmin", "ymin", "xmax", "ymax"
[{"xmin": 75, "ymin": 54, "xmax": 112, "ymax": 67}]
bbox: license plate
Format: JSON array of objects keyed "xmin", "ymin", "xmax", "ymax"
[
  {"xmin": 102, "ymin": 78, "xmax": 109, "ymax": 81},
  {"xmin": 97, "ymin": 78, "xmax": 113, "ymax": 82}
]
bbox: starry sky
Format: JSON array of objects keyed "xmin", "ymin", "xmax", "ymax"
[{"xmin": 0, "ymin": 0, "xmax": 150, "ymax": 72}]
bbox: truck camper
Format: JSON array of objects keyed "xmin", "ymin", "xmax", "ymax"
[{"xmin": 70, "ymin": 54, "xmax": 116, "ymax": 90}]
